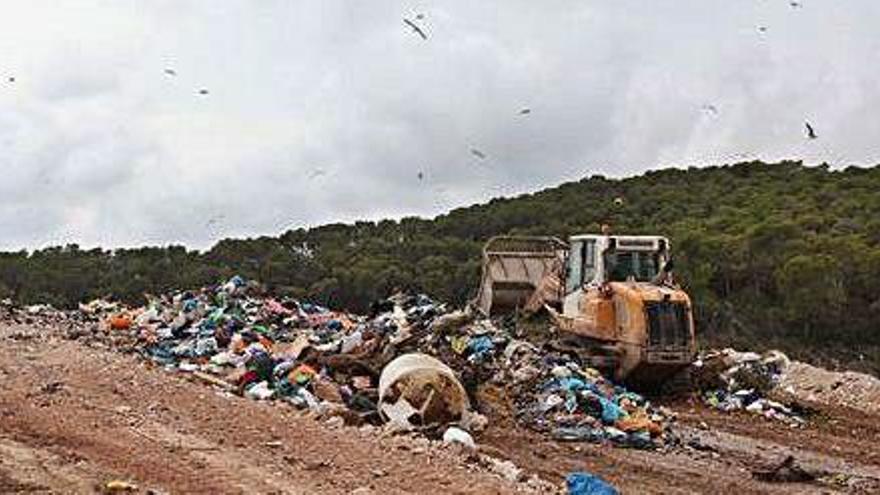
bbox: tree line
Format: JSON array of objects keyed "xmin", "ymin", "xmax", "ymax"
[{"xmin": 2, "ymin": 161, "xmax": 878, "ymax": 373}]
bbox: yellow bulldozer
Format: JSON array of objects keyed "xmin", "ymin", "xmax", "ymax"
[{"xmin": 474, "ymin": 233, "xmax": 696, "ymax": 387}]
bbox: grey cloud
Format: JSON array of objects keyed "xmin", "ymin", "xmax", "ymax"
[{"xmin": 1, "ymin": 1, "xmax": 879, "ymax": 250}]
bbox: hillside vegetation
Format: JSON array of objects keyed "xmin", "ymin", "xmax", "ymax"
[{"xmin": 2, "ymin": 161, "xmax": 879, "ymax": 372}]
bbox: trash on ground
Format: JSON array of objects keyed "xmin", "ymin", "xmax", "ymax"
[
  {"xmin": 103, "ymin": 480, "xmax": 139, "ymax": 493},
  {"xmin": 517, "ymin": 358, "xmax": 673, "ymax": 449},
  {"xmin": 443, "ymin": 426, "xmax": 476, "ymax": 449},
  {"xmin": 694, "ymin": 349, "xmax": 806, "ymax": 425},
  {"xmin": 566, "ymin": 471, "xmax": 619, "ymax": 495},
  {"xmin": 13, "ymin": 274, "xmax": 845, "ymax": 460},
  {"xmin": 379, "ymin": 353, "xmax": 470, "ymax": 431},
  {"xmin": 751, "ymin": 455, "xmax": 817, "ymax": 483},
  {"xmin": 54, "ymin": 275, "xmax": 691, "ymax": 451}
]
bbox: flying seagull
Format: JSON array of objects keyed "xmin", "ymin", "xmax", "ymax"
[
  {"xmin": 805, "ymin": 121, "xmax": 817, "ymax": 139},
  {"xmin": 198, "ymin": 88, "xmax": 209, "ymax": 95},
  {"xmin": 308, "ymin": 169, "xmax": 327, "ymax": 180},
  {"xmin": 7, "ymin": 76, "xmax": 14, "ymax": 83},
  {"xmin": 470, "ymin": 148, "xmax": 487, "ymax": 159},
  {"xmin": 701, "ymin": 104, "xmax": 719, "ymax": 115},
  {"xmin": 519, "ymin": 108, "xmax": 531, "ymax": 115},
  {"xmin": 417, "ymin": 171, "xmax": 424, "ymax": 180},
  {"xmin": 403, "ymin": 18, "xmax": 427, "ymax": 40},
  {"xmin": 757, "ymin": 26, "xmax": 768, "ymax": 33},
  {"xmin": 789, "ymin": 1, "xmax": 801, "ymax": 7},
  {"xmin": 205, "ymin": 215, "xmax": 225, "ymax": 227},
  {"xmin": 164, "ymin": 68, "xmax": 177, "ymax": 76}
]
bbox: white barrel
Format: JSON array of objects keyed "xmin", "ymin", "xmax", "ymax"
[{"xmin": 378, "ymin": 353, "xmax": 469, "ymax": 425}]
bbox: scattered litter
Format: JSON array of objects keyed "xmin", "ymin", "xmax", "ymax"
[
  {"xmin": 80, "ymin": 299, "xmax": 120, "ymax": 316},
  {"xmin": 685, "ymin": 437, "xmax": 717, "ymax": 453},
  {"xmin": 56, "ymin": 276, "xmax": 687, "ymax": 451},
  {"xmin": 695, "ymin": 349, "xmax": 805, "ymax": 425},
  {"xmin": 486, "ymin": 457, "xmax": 522, "ymax": 482},
  {"xmin": 519, "ymin": 360, "xmax": 673, "ymax": 449},
  {"xmin": 109, "ymin": 314, "xmax": 133, "ymax": 331},
  {"xmin": 751, "ymin": 455, "xmax": 816, "ymax": 483},
  {"xmin": 15, "ymin": 273, "xmax": 854, "ymax": 471},
  {"xmin": 103, "ymin": 480, "xmax": 138, "ymax": 492},
  {"xmin": 244, "ymin": 381, "xmax": 275, "ymax": 400},
  {"xmin": 442, "ymin": 426, "xmax": 476, "ymax": 449},
  {"xmin": 39, "ymin": 381, "xmax": 64, "ymax": 394},
  {"xmin": 566, "ymin": 471, "xmax": 619, "ymax": 495}
]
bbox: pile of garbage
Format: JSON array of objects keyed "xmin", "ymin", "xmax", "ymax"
[
  {"xmin": 2, "ymin": 299, "xmax": 99, "ymax": 347},
  {"xmin": 68, "ymin": 275, "xmax": 673, "ymax": 450},
  {"xmin": 693, "ymin": 349, "xmax": 806, "ymax": 426},
  {"xmin": 419, "ymin": 314, "xmax": 674, "ymax": 449},
  {"xmin": 1, "ymin": 298, "xmax": 80, "ymax": 327},
  {"xmin": 77, "ymin": 278, "xmax": 477, "ymax": 430},
  {"xmin": 514, "ymin": 357, "xmax": 672, "ymax": 449}
]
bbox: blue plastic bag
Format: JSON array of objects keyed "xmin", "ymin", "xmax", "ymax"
[
  {"xmin": 566, "ymin": 472, "xmax": 619, "ymax": 495},
  {"xmin": 466, "ymin": 335, "xmax": 494, "ymax": 361},
  {"xmin": 556, "ymin": 376, "xmax": 587, "ymax": 392},
  {"xmin": 598, "ymin": 395, "xmax": 623, "ymax": 424}
]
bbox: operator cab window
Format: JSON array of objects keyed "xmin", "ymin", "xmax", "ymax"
[
  {"xmin": 582, "ymin": 240, "xmax": 597, "ymax": 284},
  {"xmin": 607, "ymin": 251, "xmax": 660, "ymax": 282},
  {"xmin": 566, "ymin": 239, "xmax": 598, "ymax": 292},
  {"xmin": 609, "ymin": 251, "xmax": 634, "ymax": 281},
  {"xmin": 566, "ymin": 241, "xmax": 583, "ymax": 293}
]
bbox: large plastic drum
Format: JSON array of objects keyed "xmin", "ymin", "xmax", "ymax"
[{"xmin": 378, "ymin": 353, "xmax": 469, "ymax": 426}]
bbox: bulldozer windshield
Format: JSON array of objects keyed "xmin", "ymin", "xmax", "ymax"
[{"xmin": 605, "ymin": 250, "xmax": 660, "ymax": 282}]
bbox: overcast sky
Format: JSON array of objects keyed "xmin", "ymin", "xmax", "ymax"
[{"xmin": 2, "ymin": 1, "xmax": 879, "ymax": 251}]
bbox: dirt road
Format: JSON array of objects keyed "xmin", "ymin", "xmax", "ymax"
[{"xmin": 2, "ymin": 318, "xmax": 879, "ymax": 494}]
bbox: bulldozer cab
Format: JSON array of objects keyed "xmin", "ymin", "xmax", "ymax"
[
  {"xmin": 564, "ymin": 235, "xmax": 669, "ymax": 293},
  {"xmin": 563, "ymin": 235, "xmax": 673, "ymax": 337}
]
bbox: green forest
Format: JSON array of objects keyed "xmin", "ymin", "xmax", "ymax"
[{"xmin": 2, "ymin": 161, "xmax": 879, "ymax": 373}]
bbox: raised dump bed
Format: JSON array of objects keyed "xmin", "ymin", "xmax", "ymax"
[{"xmin": 473, "ymin": 236, "xmax": 568, "ymax": 316}]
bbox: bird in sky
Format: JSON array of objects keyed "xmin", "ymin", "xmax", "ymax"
[
  {"xmin": 198, "ymin": 88, "xmax": 209, "ymax": 95},
  {"xmin": 308, "ymin": 169, "xmax": 327, "ymax": 180},
  {"xmin": 757, "ymin": 26, "xmax": 768, "ymax": 33},
  {"xmin": 403, "ymin": 18, "xmax": 427, "ymax": 40},
  {"xmin": 701, "ymin": 104, "xmax": 719, "ymax": 115},
  {"xmin": 7, "ymin": 76, "xmax": 14, "ymax": 83},
  {"xmin": 417, "ymin": 171, "xmax": 424, "ymax": 181},
  {"xmin": 790, "ymin": 1, "xmax": 802, "ymax": 8},
  {"xmin": 519, "ymin": 108, "xmax": 531, "ymax": 115},
  {"xmin": 470, "ymin": 148, "xmax": 487, "ymax": 159},
  {"xmin": 164, "ymin": 68, "xmax": 177, "ymax": 76},
  {"xmin": 805, "ymin": 121, "xmax": 817, "ymax": 139},
  {"xmin": 205, "ymin": 215, "xmax": 225, "ymax": 227}
]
